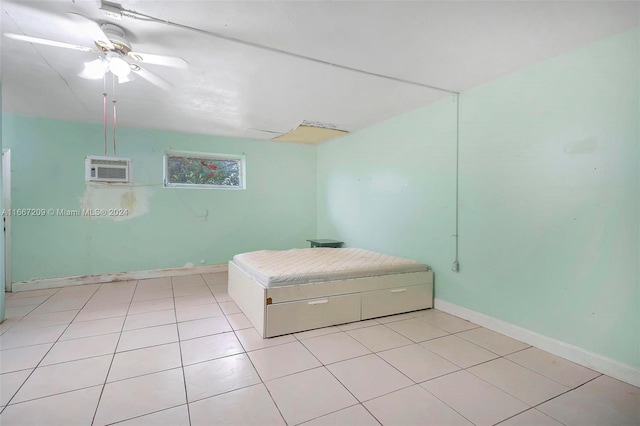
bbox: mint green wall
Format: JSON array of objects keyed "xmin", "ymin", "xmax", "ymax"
[
  {"xmin": 0, "ymin": 84, "xmax": 5, "ymax": 321},
  {"xmin": 317, "ymin": 96, "xmax": 458, "ymax": 273},
  {"xmin": 2, "ymin": 116, "xmax": 316, "ymax": 282},
  {"xmin": 318, "ymin": 29, "xmax": 639, "ymax": 368}
]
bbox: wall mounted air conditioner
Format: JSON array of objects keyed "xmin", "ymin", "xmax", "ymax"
[{"xmin": 85, "ymin": 156, "xmax": 131, "ymax": 183}]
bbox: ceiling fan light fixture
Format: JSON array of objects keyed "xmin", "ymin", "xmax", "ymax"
[
  {"xmin": 109, "ymin": 57, "xmax": 131, "ymax": 77},
  {"xmin": 118, "ymin": 73, "xmax": 133, "ymax": 84},
  {"xmin": 80, "ymin": 57, "xmax": 109, "ymax": 79}
]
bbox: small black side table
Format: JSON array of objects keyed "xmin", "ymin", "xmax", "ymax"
[{"xmin": 307, "ymin": 239, "xmax": 344, "ymax": 248}]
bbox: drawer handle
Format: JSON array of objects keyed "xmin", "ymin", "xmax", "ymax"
[
  {"xmin": 308, "ymin": 299, "xmax": 329, "ymax": 305},
  {"xmin": 390, "ymin": 288, "xmax": 408, "ymax": 293}
]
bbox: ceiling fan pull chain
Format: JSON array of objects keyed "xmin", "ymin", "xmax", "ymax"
[
  {"xmin": 103, "ymin": 91, "xmax": 108, "ymax": 156},
  {"xmin": 103, "ymin": 75, "xmax": 107, "ymax": 155},
  {"xmin": 112, "ymin": 74, "xmax": 117, "ymax": 155}
]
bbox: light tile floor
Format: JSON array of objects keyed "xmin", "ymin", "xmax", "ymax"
[{"xmin": 1, "ymin": 273, "xmax": 639, "ymax": 425}]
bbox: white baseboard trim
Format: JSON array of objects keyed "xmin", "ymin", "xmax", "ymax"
[
  {"xmin": 11, "ymin": 264, "xmax": 229, "ymax": 292},
  {"xmin": 435, "ymin": 298, "xmax": 640, "ymax": 388}
]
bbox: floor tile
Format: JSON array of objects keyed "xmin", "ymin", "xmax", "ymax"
[
  {"xmin": 29, "ymin": 295, "xmax": 91, "ymax": 314},
  {"xmin": 294, "ymin": 326, "xmax": 341, "ymax": 340},
  {"xmin": 189, "ymin": 383, "xmax": 285, "ymax": 426},
  {"xmin": 378, "ymin": 344, "xmax": 460, "ymax": 383},
  {"xmin": 421, "ymin": 370, "xmax": 529, "ymax": 426},
  {"xmin": 0, "ymin": 369, "xmax": 32, "ymax": 406},
  {"xmin": 12, "ymin": 355, "xmax": 112, "ymax": 403},
  {"xmin": 209, "ymin": 284, "xmax": 228, "ymax": 294},
  {"xmin": 174, "ymin": 294, "xmax": 217, "ymax": 308},
  {"xmin": 418, "ymin": 312, "xmax": 480, "ymax": 333},
  {"xmin": 173, "ymin": 284, "xmax": 212, "ymax": 298},
  {"xmin": 0, "ymin": 318, "xmax": 19, "ymax": 335},
  {"xmin": 498, "ymin": 408, "xmax": 564, "ymax": 426},
  {"xmin": 421, "ymin": 335, "xmax": 499, "ymax": 368},
  {"xmin": 116, "ymin": 405, "xmax": 190, "ymax": 425},
  {"xmin": 202, "ymin": 272, "xmax": 227, "ymax": 286},
  {"xmin": 303, "ymin": 404, "xmax": 380, "ymax": 426},
  {"xmin": 375, "ymin": 312, "xmax": 422, "ymax": 324},
  {"xmin": 41, "ymin": 333, "xmax": 119, "ymax": 365},
  {"xmin": 301, "ymin": 332, "xmax": 371, "ymax": 365},
  {"xmin": 327, "ymin": 354, "xmax": 413, "ymax": 402},
  {"xmin": 506, "ymin": 347, "xmax": 601, "ymax": 388},
  {"xmin": 136, "ymin": 277, "xmax": 172, "ymax": 290},
  {"xmin": 235, "ymin": 327, "xmax": 296, "ymax": 351},
  {"xmin": 248, "ymin": 341, "xmax": 321, "ymax": 381},
  {"xmin": 0, "ymin": 385, "xmax": 102, "ymax": 426},
  {"xmin": 73, "ymin": 302, "xmax": 130, "ymax": 323},
  {"xmin": 94, "ymin": 368, "xmax": 187, "ymax": 425},
  {"xmin": 212, "ymin": 291, "xmax": 232, "ymax": 302},
  {"xmin": 128, "ymin": 298, "xmax": 175, "ymax": 315},
  {"xmin": 468, "ymin": 358, "xmax": 569, "ymax": 405},
  {"xmin": 347, "ymin": 325, "xmax": 412, "ymax": 352},
  {"xmin": 266, "ymin": 367, "xmax": 358, "ymax": 425},
  {"xmin": 384, "ymin": 318, "xmax": 449, "ymax": 342},
  {"xmin": 537, "ymin": 375, "xmax": 640, "ymax": 426},
  {"xmin": 60, "ymin": 316, "xmax": 125, "ymax": 341},
  {"xmin": 175, "ymin": 303, "xmax": 223, "ymax": 323},
  {"xmin": 365, "ymin": 385, "xmax": 472, "ymax": 426},
  {"xmin": 12, "ymin": 310, "xmax": 78, "ymax": 330},
  {"xmin": 56, "ymin": 283, "xmax": 100, "ymax": 296},
  {"xmin": 108, "ymin": 342, "xmax": 182, "ymax": 382},
  {"xmin": 184, "ymin": 353, "xmax": 261, "ymax": 402},
  {"xmin": 117, "ymin": 323, "xmax": 179, "ymax": 352},
  {"xmin": 88, "ymin": 285, "xmax": 135, "ymax": 306},
  {"xmin": 225, "ymin": 312, "xmax": 253, "ymax": 330},
  {"xmin": 0, "ymin": 343, "xmax": 53, "ymax": 374},
  {"xmin": 132, "ymin": 288, "xmax": 174, "ymax": 302},
  {"xmin": 4, "ymin": 306, "xmax": 37, "ymax": 319},
  {"xmin": 0, "ymin": 324, "xmax": 66, "ymax": 350},
  {"xmin": 456, "ymin": 327, "xmax": 530, "ymax": 356},
  {"xmin": 172, "ymin": 274, "xmax": 206, "ymax": 287},
  {"xmin": 8, "ymin": 289, "xmax": 58, "ymax": 299},
  {"xmin": 180, "ymin": 332, "xmax": 244, "ymax": 366},
  {"xmin": 123, "ymin": 309, "xmax": 176, "ymax": 331},
  {"xmin": 6, "ymin": 295, "xmax": 50, "ymax": 308},
  {"xmin": 177, "ymin": 316, "xmax": 232, "ymax": 340},
  {"xmin": 219, "ymin": 300, "xmax": 241, "ymax": 315},
  {"xmin": 337, "ymin": 319, "xmax": 380, "ymax": 332}
]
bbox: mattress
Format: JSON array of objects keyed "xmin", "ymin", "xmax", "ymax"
[{"xmin": 231, "ymin": 247, "xmax": 429, "ymax": 288}]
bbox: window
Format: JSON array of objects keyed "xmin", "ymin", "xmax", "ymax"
[{"xmin": 164, "ymin": 152, "xmax": 245, "ymax": 189}]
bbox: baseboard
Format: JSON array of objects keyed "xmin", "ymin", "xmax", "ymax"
[
  {"xmin": 434, "ymin": 298, "xmax": 640, "ymax": 388},
  {"xmin": 11, "ymin": 264, "xmax": 229, "ymax": 292}
]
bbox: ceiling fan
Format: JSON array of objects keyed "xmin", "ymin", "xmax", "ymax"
[{"xmin": 4, "ymin": 12, "xmax": 188, "ymax": 90}]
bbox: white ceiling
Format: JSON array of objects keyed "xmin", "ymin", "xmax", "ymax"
[{"xmin": 1, "ymin": 1, "xmax": 638, "ymax": 142}]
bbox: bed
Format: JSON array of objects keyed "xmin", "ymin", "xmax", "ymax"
[{"xmin": 228, "ymin": 247, "xmax": 434, "ymax": 338}]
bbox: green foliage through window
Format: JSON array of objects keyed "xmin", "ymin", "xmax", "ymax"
[{"xmin": 165, "ymin": 154, "xmax": 243, "ymax": 188}]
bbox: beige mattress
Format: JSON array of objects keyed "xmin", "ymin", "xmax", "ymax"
[{"xmin": 231, "ymin": 248, "xmax": 429, "ymax": 288}]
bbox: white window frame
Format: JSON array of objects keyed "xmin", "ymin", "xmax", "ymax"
[{"xmin": 163, "ymin": 151, "xmax": 246, "ymax": 190}]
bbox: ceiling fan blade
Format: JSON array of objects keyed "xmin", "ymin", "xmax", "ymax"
[
  {"xmin": 68, "ymin": 12, "xmax": 114, "ymax": 50},
  {"xmin": 128, "ymin": 51, "xmax": 188, "ymax": 68},
  {"xmin": 132, "ymin": 67, "xmax": 173, "ymax": 91},
  {"xmin": 4, "ymin": 33, "xmax": 95, "ymax": 52}
]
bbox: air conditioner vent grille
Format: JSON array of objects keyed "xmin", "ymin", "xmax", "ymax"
[
  {"xmin": 91, "ymin": 159, "xmax": 129, "ymax": 167},
  {"xmin": 85, "ymin": 155, "xmax": 131, "ymax": 183}
]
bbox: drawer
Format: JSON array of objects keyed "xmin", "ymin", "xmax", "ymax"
[
  {"xmin": 266, "ymin": 293, "xmax": 361, "ymax": 337},
  {"xmin": 361, "ymin": 284, "xmax": 432, "ymax": 320}
]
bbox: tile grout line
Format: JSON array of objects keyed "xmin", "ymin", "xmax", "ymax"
[
  {"xmin": 204, "ymin": 272, "xmax": 291, "ymax": 423},
  {"xmin": 1, "ymin": 284, "xmax": 102, "ymax": 411},
  {"xmin": 171, "ymin": 275, "xmax": 194, "ymax": 426},
  {"xmin": 90, "ymin": 280, "xmax": 140, "ymax": 426},
  {"xmin": 225, "ymin": 305, "xmax": 289, "ymax": 425}
]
